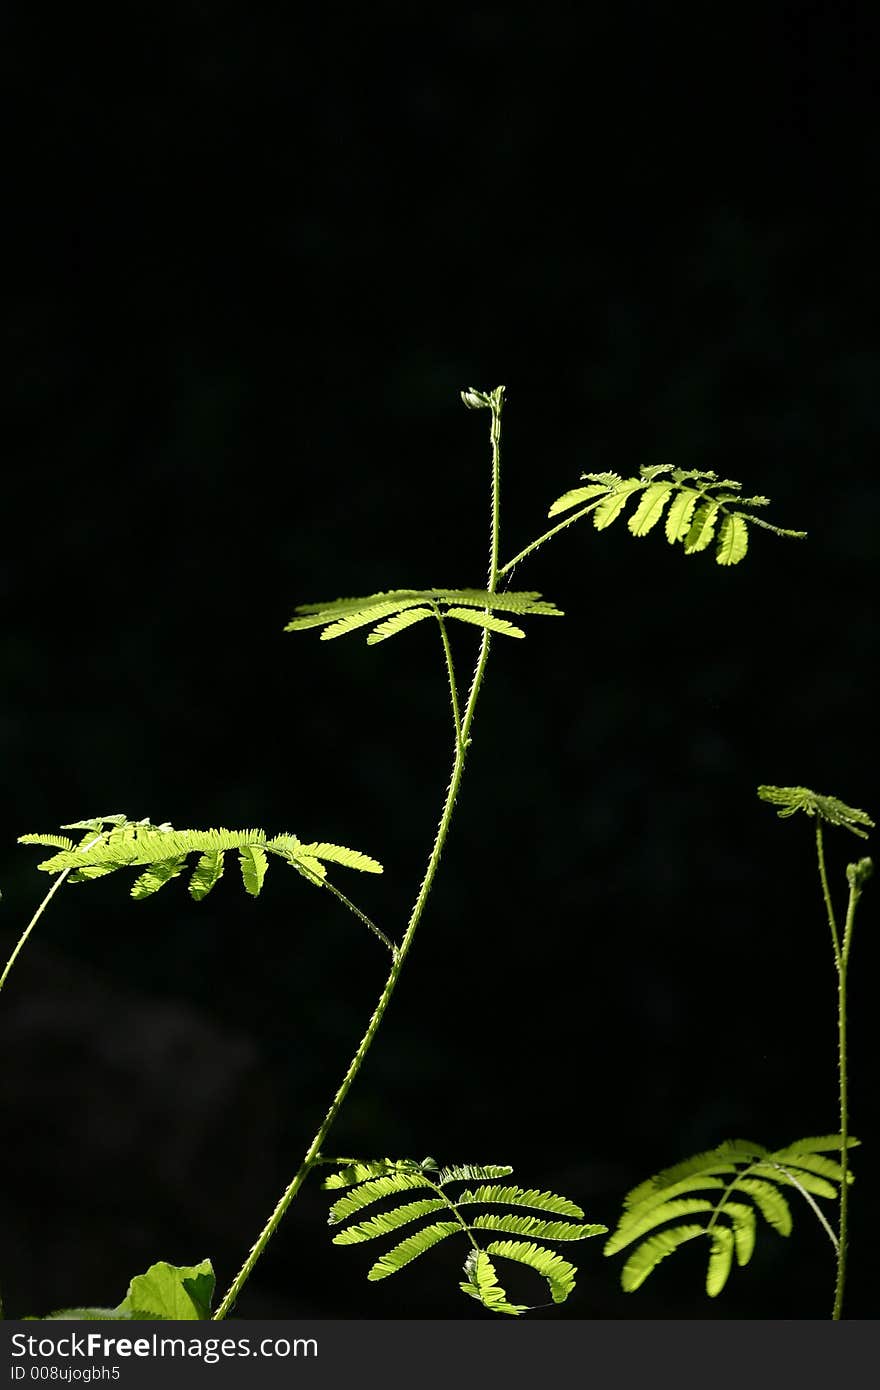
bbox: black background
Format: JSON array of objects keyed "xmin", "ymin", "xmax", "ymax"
[{"xmin": 2, "ymin": 4, "xmax": 878, "ymax": 1320}]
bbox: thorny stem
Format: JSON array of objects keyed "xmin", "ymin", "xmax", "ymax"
[
  {"xmin": 214, "ymin": 386, "xmax": 506, "ymax": 1320},
  {"xmin": 322, "ymin": 881, "xmax": 397, "ymax": 957},
  {"xmin": 830, "ymin": 868, "xmax": 863, "ymax": 1320},
  {"xmin": 1, "ymin": 835, "xmax": 104, "ymax": 996}
]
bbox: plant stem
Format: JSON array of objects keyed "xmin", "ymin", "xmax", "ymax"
[
  {"xmin": 434, "ymin": 609, "xmax": 463, "ymax": 751},
  {"xmin": 830, "ymin": 871, "xmax": 861, "ymax": 1320},
  {"xmin": 322, "ymin": 881, "xmax": 397, "ymax": 956},
  {"xmin": 0, "ymin": 872, "xmax": 73, "ymax": 994},
  {"xmin": 815, "ymin": 824, "xmax": 842, "ymax": 970},
  {"xmin": 498, "ymin": 498, "xmax": 601, "ymax": 578},
  {"xmin": 213, "ymin": 386, "xmax": 506, "ymax": 1320}
]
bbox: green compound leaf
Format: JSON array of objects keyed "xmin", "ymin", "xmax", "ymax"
[
  {"xmin": 758, "ymin": 786, "xmax": 875, "ymax": 839},
  {"xmin": 286, "ymin": 590, "xmax": 562, "ymax": 644},
  {"xmin": 326, "ymin": 1158, "xmax": 602, "ymax": 1314},
  {"xmin": 546, "ymin": 464, "xmax": 803, "ymax": 564},
  {"xmin": 21, "ymin": 822, "xmax": 383, "ymax": 901},
  {"xmin": 606, "ymin": 1136, "xmax": 856, "ymax": 1298}
]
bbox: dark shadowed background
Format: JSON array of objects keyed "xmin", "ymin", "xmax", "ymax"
[{"xmin": 2, "ymin": 4, "xmax": 878, "ymax": 1320}]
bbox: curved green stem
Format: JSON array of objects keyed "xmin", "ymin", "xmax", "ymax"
[
  {"xmin": 214, "ymin": 386, "xmax": 506, "ymax": 1320},
  {"xmin": 498, "ymin": 498, "xmax": 600, "ymax": 579},
  {"xmin": 434, "ymin": 609, "xmax": 463, "ymax": 751},
  {"xmin": 322, "ymin": 880, "xmax": 397, "ymax": 956},
  {"xmin": 815, "ymin": 824, "xmax": 842, "ymax": 970},
  {"xmin": 0, "ymin": 871, "xmax": 73, "ymax": 995}
]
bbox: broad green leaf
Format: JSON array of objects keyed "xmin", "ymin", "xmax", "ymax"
[
  {"xmin": 322, "ymin": 1160, "xmax": 398, "ymax": 1190},
  {"xmin": 116, "ymin": 1259, "xmax": 215, "ymax": 1321},
  {"xmin": 722, "ymin": 1201, "xmax": 757, "ymax": 1266}
]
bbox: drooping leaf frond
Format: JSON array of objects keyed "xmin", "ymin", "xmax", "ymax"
[
  {"xmin": 547, "ymin": 464, "xmax": 804, "ymax": 565},
  {"xmin": 19, "ymin": 819, "xmax": 384, "ymax": 904},
  {"xmin": 757, "ymin": 786, "xmax": 875, "ymax": 840},
  {"xmin": 325, "ymin": 1156, "xmax": 605, "ymax": 1316},
  {"xmin": 483, "ymin": 1240, "xmax": 578, "ymax": 1304},
  {"xmin": 285, "ymin": 589, "xmax": 563, "ymax": 645},
  {"xmin": 460, "ymin": 1251, "xmax": 529, "ymax": 1316},
  {"xmin": 606, "ymin": 1135, "xmax": 857, "ymax": 1298}
]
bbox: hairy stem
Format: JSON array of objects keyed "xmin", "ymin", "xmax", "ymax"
[
  {"xmin": 214, "ymin": 387, "xmax": 506, "ymax": 1320},
  {"xmin": 434, "ymin": 609, "xmax": 463, "ymax": 751},
  {"xmin": 831, "ymin": 874, "xmax": 860, "ymax": 1320},
  {"xmin": 0, "ymin": 872, "xmax": 72, "ymax": 995},
  {"xmin": 1, "ymin": 835, "xmax": 104, "ymax": 995},
  {"xmin": 322, "ymin": 880, "xmax": 397, "ymax": 956},
  {"xmin": 498, "ymin": 498, "xmax": 601, "ymax": 579},
  {"xmin": 815, "ymin": 824, "xmax": 842, "ymax": 970}
]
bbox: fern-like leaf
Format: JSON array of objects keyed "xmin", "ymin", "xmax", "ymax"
[
  {"xmin": 21, "ymin": 821, "xmax": 383, "ymax": 916},
  {"xmin": 325, "ymin": 1157, "xmax": 604, "ymax": 1315},
  {"xmin": 606, "ymin": 1135, "xmax": 856, "ymax": 1297},
  {"xmin": 547, "ymin": 463, "xmax": 804, "ymax": 565},
  {"xmin": 758, "ymin": 786, "xmax": 874, "ymax": 839},
  {"xmin": 286, "ymin": 590, "xmax": 562, "ymax": 645}
]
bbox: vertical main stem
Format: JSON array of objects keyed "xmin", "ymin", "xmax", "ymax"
[
  {"xmin": 214, "ymin": 386, "xmax": 506, "ymax": 1320},
  {"xmin": 831, "ymin": 875, "xmax": 859, "ymax": 1320}
]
